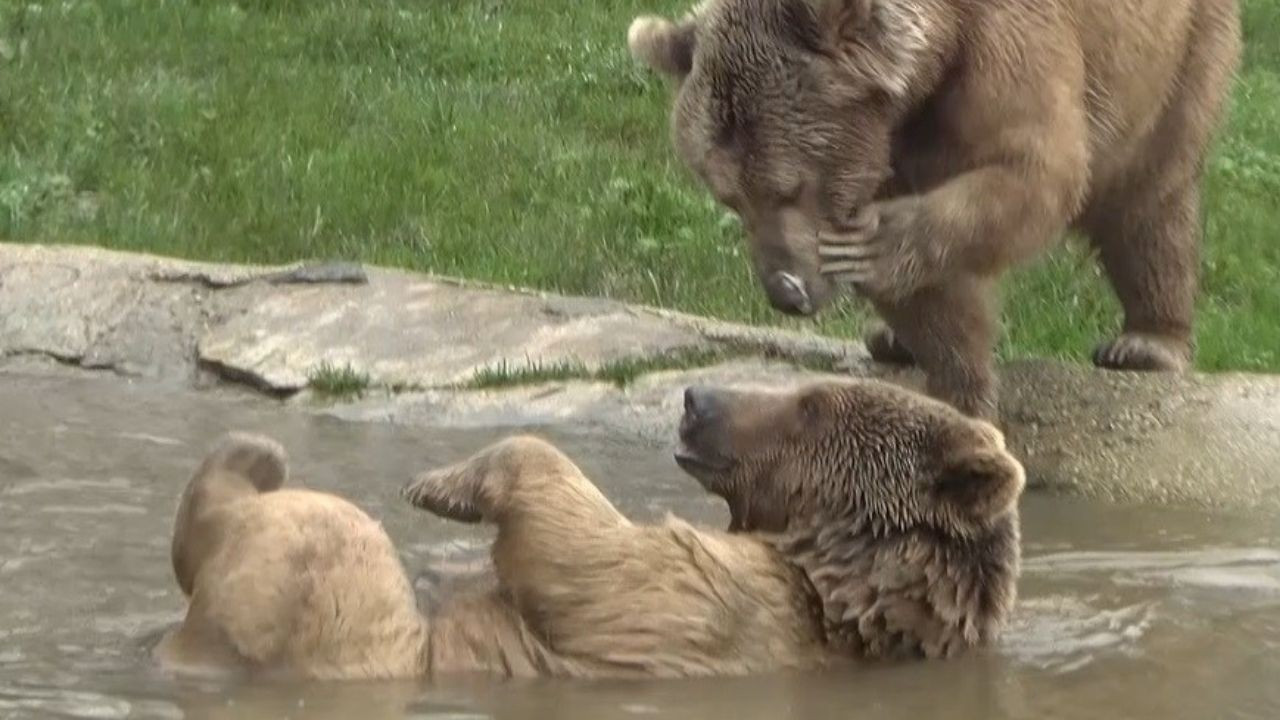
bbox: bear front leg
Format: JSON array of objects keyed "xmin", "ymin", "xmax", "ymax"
[
  {"xmin": 870, "ymin": 276, "xmax": 1001, "ymax": 421},
  {"xmin": 819, "ymin": 20, "xmax": 1091, "ymax": 329},
  {"xmin": 865, "ymin": 322, "xmax": 916, "ymax": 366},
  {"xmin": 817, "ymin": 158, "xmax": 1085, "ymax": 305},
  {"xmin": 816, "ymin": 161, "xmax": 1083, "ymax": 419}
]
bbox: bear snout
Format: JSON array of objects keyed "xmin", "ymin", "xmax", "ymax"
[
  {"xmin": 675, "ymin": 386, "xmax": 733, "ymax": 474},
  {"xmin": 764, "ymin": 271, "xmax": 814, "ymax": 316}
]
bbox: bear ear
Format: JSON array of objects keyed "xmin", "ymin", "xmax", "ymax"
[
  {"xmin": 933, "ymin": 443, "xmax": 1026, "ymax": 525},
  {"xmin": 628, "ymin": 15, "xmax": 698, "ymax": 79},
  {"xmin": 810, "ymin": 0, "xmax": 928, "ymax": 98}
]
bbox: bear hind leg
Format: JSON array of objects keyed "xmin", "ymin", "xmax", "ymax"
[
  {"xmin": 1089, "ymin": 183, "xmax": 1201, "ymax": 372},
  {"xmin": 1088, "ymin": 3, "xmax": 1239, "ymax": 372},
  {"xmin": 402, "ymin": 435, "xmax": 626, "ymax": 530}
]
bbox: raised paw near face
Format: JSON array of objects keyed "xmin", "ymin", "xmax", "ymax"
[{"xmin": 818, "ymin": 198, "xmax": 936, "ymax": 303}]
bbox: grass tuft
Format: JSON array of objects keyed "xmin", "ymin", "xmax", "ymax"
[
  {"xmin": 468, "ymin": 358, "xmax": 592, "ymax": 390},
  {"xmin": 307, "ymin": 362, "xmax": 371, "ymax": 398},
  {"xmin": 466, "ymin": 344, "xmax": 846, "ymax": 390}
]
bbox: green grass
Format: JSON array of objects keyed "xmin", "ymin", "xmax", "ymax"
[
  {"xmin": 3, "ymin": 0, "xmax": 1279, "ymax": 371},
  {"xmin": 592, "ymin": 348, "xmax": 730, "ymax": 387},
  {"xmin": 307, "ymin": 361, "xmax": 371, "ymax": 398},
  {"xmin": 467, "ymin": 344, "xmax": 843, "ymax": 390},
  {"xmin": 465, "ymin": 348, "xmax": 737, "ymax": 390},
  {"xmin": 468, "ymin": 358, "xmax": 593, "ymax": 390}
]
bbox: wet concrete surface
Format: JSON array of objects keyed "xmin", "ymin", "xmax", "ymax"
[
  {"xmin": 998, "ymin": 360, "xmax": 1280, "ymax": 510},
  {"xmin": 1, "ymin": 370, "xmax": 1278, "ymax": 719}
]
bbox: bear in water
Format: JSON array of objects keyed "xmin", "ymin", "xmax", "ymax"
[{"xmin": 154, "ymin": 379, "xmax": 1022, "ymax": 679}]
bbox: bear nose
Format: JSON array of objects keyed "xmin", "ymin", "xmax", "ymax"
[
  {"xmin": 683, "ymin": 385, "xmax": 722, "ymax": 424},
  {"xmin": 765, "ymin": 271, "xmax": 813, "ymax": 316}
]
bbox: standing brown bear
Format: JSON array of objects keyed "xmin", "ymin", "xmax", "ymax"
[{"xmin": 628, "ymin": 0, "xmax": 1242, "ymax": 419}]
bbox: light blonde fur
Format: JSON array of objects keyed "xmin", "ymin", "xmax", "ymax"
[{"xmin": 155, "ymin": 433, "xmax": 826, "ymax": 680}]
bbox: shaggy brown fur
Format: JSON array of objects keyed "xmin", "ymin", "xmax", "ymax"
[
  {"xmin": 155, "ymin": 380, "xmax": 1023, "ymax": 680},
  {"xmin": 628, "ymin": 0, "xmax": 1242, "ymax": 419},
  {"xmin": 676, "ymin": 380, "xmax": 1023, "ymax": 658}
]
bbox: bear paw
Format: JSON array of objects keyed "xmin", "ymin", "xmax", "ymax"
[
  {"xmin": 401, "ymin": 462, "xmax": 485, "ymax": 523},
  {"xmin": 865, "ymin": 324, "xmax": 916, "ymax": 366},
  {"xmin": 1092, "ymin": 333, "xmax": 1191, "ymax": 372}
]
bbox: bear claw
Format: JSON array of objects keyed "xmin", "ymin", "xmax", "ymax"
[
  {"xmin": 1092, "ymin": 333, "xmax": 1190, "ymax": 372},
  {"xmin": 865, "ymin": 325, "xmax": 916, "ymax": 366}
]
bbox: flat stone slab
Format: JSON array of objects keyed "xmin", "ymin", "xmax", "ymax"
[
  {"xmin": 198, "ymin": 270, "xmax": 713, "ymax": 392},
  {"xmin": 0, "ymin": 245, "xmax": 217, "ymax": 379},
  {"xmin": 0, "ymin": 243, "xmax": 865, "ymax": 391}
]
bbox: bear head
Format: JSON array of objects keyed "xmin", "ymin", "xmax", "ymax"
[
  {"xmin": 628, "ymin": 0, "xmax": 936, "ymax": 316},
  {"xmin": 674, "ymin": 377, "xmax": 1024, "ymax": 659}
]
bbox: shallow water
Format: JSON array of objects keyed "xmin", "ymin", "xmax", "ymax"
[{"xmin": 1, "ymin": 371, "xmax": 1278, "ymax": 719}]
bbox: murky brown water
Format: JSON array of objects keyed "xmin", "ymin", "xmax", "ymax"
[{"xmin": 1, "ymin": 370, "xmax": 1278, "ymax": 719}]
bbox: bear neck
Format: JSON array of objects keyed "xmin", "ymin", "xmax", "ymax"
[{"xmin": 765, "ymin": 510, "xmax": 1020, "ymax": 661}]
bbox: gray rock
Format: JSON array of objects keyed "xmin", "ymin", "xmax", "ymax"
[{"xmin": 196, "ymin": 268, "xmax": 718, "ymax": 392}]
